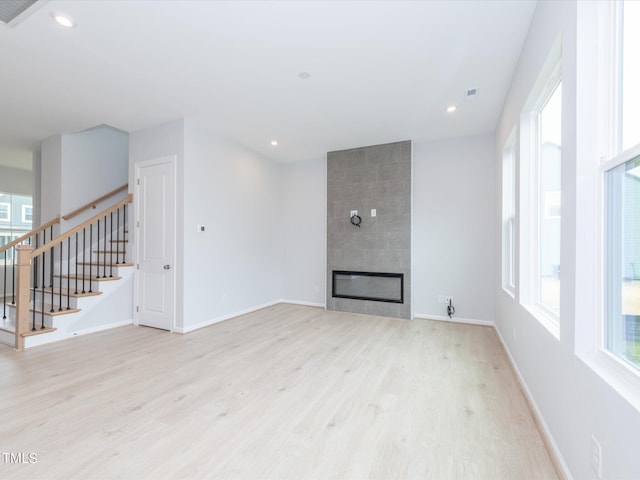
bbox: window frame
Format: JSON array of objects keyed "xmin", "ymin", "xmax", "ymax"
[
  {"xmin": 502, "ymin": 130, "xmax": 517, "ymax": 298},
  {"xmin": 599, "ymin": 145, "xmax": 640, "ymax": 378},
  {"xmin": 21, "ymin": 204, "xmax": 33, "ymax": 224},
  {"xmin": 598, "ymin": 0, "xmax": 640, "ymax": 376},
  {"xmin": 520, "ymin": 59, "xmax": 563, "ymax": 338},
  {"xmin": 0, "ymin": 202, "xmax": 10, "ymax": 222},
  {"xmin": 573, "ymin": 0, "xmax": 640, "ymax": 409}
]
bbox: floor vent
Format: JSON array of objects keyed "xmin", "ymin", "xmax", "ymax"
[{"xmin": 0, "ymin": 0, "xmax": 39, "ymax": 25}]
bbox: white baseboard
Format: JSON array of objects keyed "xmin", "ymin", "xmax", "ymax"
[
  {"xmin": 493, "ymin": 326, "xmax": 572, "ymax": 480},
  {"xmin": 175, "ymin": 300, "xmax": 326, "ymax": 333},
  {"xmin": 25, "ymin": 319, "xmax": 134, "ymax": 348},
  {"xmin": 279, "ymin": 299, "xmax": 325, "ymax": 308},
  {"xmin": 414, "ymin": 313, "xmax": 495, "ymax": 327},
  {"xmin": 175, "ymin": 300, "xmax": 281, "ymax": 334}
]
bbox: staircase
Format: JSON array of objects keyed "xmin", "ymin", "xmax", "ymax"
[{"xmin": 0, "ymin": 192, "xmax": 133, "ymax": 349}]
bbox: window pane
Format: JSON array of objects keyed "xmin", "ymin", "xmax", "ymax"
[
  {"xmin": 509, "ymin": 217, "xmax": 515, "ymax": 288},
  {"xmin": 22, "ymin": 205, "xmax": 33, "ymax": 223},
  {"xmin": 502, "ymin": 136, "xmax": 516, "ymax": 293},
  {"xmin": 606, "ymin": 156, "xmax": 640, "ymax": 371},
  {"xmin": 538, "ymin": 82, "xmax": 562, "ymax": 315},
  {"xmin": 0, "ymin": 202, "xmax": 10, "ymax": 222},
  {"xmin": 0, "ymin": 193, "xmax": 33, "ymax": 248},
  {"xmin": 621, "ymin": 1, "xmax": 640, "ymax": 152}
]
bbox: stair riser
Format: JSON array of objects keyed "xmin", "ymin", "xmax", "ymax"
[
  {"xmin": 56, "ymin": 259, "xmax": 131, "ymax": 277},
  {"xmin": 4, "ymin": 309, "xmax": 54, "ymax": 328},
  {"xmin": 51, "ymin": 278, "xmax": 101, "ymax": 293},
  {"xmin": 30, "ymin": 294, "xmax": 79, "ymax": 309},
  {"xmin": 92, "ymin": 253, "xmax": 129, "ymax": 264},
  {"xmin": 0, "ymin": 328, "xmax": 14, "ymax": 347},
  {"xmin": 75, "ymin": 265, "xmax": 127, "ymax": 277},
  {"xmin": 31, "ymin": 257, "xmax": 129, "ymax": 280}
]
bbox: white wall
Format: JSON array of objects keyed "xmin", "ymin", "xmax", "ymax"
[
  {"xmin": 182, "ymin": 119, "xmax": 283, "ymax": 329},
  {"xmin": 413, "ymin": 134, "xmax": 496, "ymax": 323},
  {"xmin": 40, "ymin": 126, "xmax": 129, "ymax": 230},
  {"xmin": 40, "ymin": 135, "xmax": 62, "ymax": 224},
  {"xmin": 495, "ymin": 2, "xmax": 640, "ymax": 479},
  {"xmin": 32, "ymin": 150, "xmax": 41, "ymax": 226},
  {"xmin": 60, "ymin": 126, "xmax": 129, "ymax": 231},
  {"xmin": 129, "ymin": 119, "xmax": 185, "ymax": 332},
  {"xmin": 0, "ymin": 166, "xmax": 32, "ymax": 196},
  {"xmin": 280, "ymin": 157, "xmax": 326, "ymax": 306},
  {"xmin": 129, "ymin": 119, "xmax": 318, "ymax": 332}
]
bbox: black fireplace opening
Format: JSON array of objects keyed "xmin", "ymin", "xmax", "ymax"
[{"xmin": 332, "ymin": 270, "xmax": 404, "ymax": 304}]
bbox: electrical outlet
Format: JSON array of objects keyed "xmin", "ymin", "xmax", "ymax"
[
  {"xmin": 591, "ymin": 435, "xmax": 602, "ymax": 479},
  {"xmin": 438, "ymin": 295, "xmax": 444, "ymax": 304},
  {"xmin": 444, "ymin": 296, "xmax": 453, "ymax": 304},
  {"xmin": 350, "ymin": 210, "xmax": 358, "ymax": 217}
]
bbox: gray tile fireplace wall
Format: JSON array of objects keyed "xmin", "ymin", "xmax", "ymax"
[{"xmin": 326, "ymin": 140, "xmax": 411, "ymax": 319}]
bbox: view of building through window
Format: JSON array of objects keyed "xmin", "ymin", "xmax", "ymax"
[
  {"xmin": 604, "ymin": 0, "xmax": 640, "ymax": 371},
  {"xmin": 0, "ymin": 193, "xmax": 33, "ymax": 265},
  {"xmin": 606, "ymin": 158, "xmax": 640, "ymax": 369},
  {"xmin": 502, "ymin": 134, "xmax": 516, "ymax": 295},
  {"xmin": 538, "ymin": 81, "xmax": 562, "ymax": 316}
]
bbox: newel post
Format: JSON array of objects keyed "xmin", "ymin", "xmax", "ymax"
[{"xmin": 14, "ymin": 245, "xmax": 32, "ymax": 351}]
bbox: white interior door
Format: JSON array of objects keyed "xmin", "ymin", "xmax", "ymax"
[{"xmin": 136, "ymin": 157, "xmax": 175, "ymax": 331}]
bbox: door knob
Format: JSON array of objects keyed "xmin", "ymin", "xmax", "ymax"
[{"xmin": 164, "ymin": 265, "xmax": 171, "ymax": 270}]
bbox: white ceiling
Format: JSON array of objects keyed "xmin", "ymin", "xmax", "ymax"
[{"xmin": 0, "ymin": 0, "xmax": 536, "ymax": 164}]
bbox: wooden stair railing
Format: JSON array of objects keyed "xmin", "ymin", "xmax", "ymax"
[
  {"xmin": 62, "ymin": 184, "xmax": 128, "ymax": 221},
  {"xmin": 1, "ymin": 185, "xmax": 128, "ymax": 321},
  {"xmin": 13, "ymin": 194, "xmax": 133, "ymax": 350}
]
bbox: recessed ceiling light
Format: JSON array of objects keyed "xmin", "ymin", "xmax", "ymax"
[
  {"xmin": 446, "ymin": 105, "xmax": 457, "ymax": 113},
  {"xmin": 51, "ymin": 12, "xmax": 76, "ymax": 28},
  {"xmin": 298, "ymin": 72, "xmax": 311, "ymax": 80},
  {"xmin": 271, "ymin": 140, "xmax": 278, "ymax": 146}
]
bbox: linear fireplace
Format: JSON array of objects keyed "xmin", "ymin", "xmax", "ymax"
[{"xmin": 332, "ymin": 271, "xmax": 404, "ymax": 304}]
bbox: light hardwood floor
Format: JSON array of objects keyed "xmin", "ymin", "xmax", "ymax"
[{"xmin": 0, "ymin": 304, "xmax": 559, "ymax": 479}]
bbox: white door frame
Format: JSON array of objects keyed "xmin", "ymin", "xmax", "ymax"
[{"xmin": 133, "ymin": 155, "xmax": 177, "ymax": 332}]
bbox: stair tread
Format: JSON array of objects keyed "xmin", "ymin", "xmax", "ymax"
[
  {"xmin": 7, "ymin": 303, "xmax": 81, "ymax": 316},
  {"xmin": 39, "ymin": 287, "xmax": 102, "ymax": 298},
  {"xmin": 22, "ymin": 327, "xmax": 57, "ymax": 337},
  {"xmin": 54, "ymin": 274, "xmax": 122, "ymax": 282},
  {"xmin": 76, "ymin": 262, "xmax": 133, "ymax": 267}
]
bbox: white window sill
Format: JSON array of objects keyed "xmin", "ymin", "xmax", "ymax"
[
  {"xmin": 522, "ymin": 303, "xmax": 560, "ymax": 340},
  {"xmin": 502, "ymin": 286, "xmax": 516, "ymax": 300},
  {"xmin": 577, "ymin": 349, "xmax": 640, "ymax": 413}
]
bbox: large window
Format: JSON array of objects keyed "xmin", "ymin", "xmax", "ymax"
[
  {"xmin": 605, "ymin": 157, "xmax": 640, "ymax": 371},
  {"xmin": 0, "ymin": 193, "xmax": 33, "ymax": 264},
  {"xmin": 520, "ymin": 56, "xmax": 562, "ymax": 335},
  {"xmin": 602, "ymin": 0, "xmax": 640, "ymax": 372},
  {"xmin": 502, "ymin": 132, "xmax": 516, "ymax": 296},
  {"xmin": 537, "ymin": 81, "xmax": 562, "ymax": 318}
]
